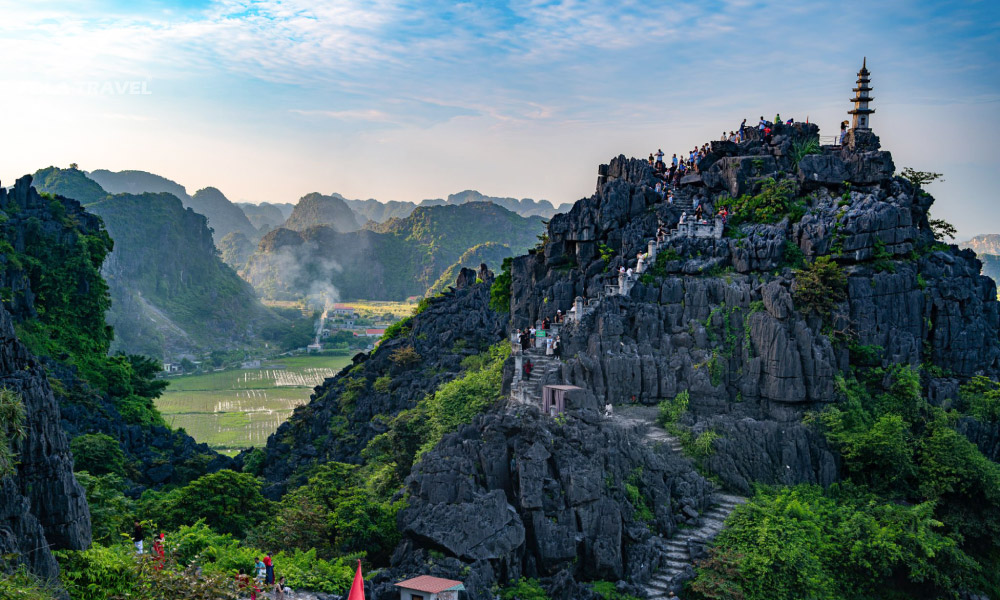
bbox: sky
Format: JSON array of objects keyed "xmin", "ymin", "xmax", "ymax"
[{"xmin": 0, "ymin": 0, "xmax": 998, "ymax": 238}]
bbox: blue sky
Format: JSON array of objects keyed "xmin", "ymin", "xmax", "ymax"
[{"xmin": 0, "ymin": 0, "xmax": 998, "ymax": 238}]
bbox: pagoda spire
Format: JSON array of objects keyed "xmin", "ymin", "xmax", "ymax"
[{"xmin": 848, "ymin": 57, "xmax": 874, "ymax": 130}]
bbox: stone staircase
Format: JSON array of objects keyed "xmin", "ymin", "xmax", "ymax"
[
  {"xmin": 510, "ymin": 348, "xmax": 563, "ymax": 407},
  {"xmin": 643, "ymin": 493, "xmax": 746, "ymax": 599},
  {"xmin": 609, "ymin": 406, "xmax": 746, "ymax": 598}
]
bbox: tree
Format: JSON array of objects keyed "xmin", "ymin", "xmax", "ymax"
[
  {"xmin": 928, "ymin": 214, "xmax": 957, "ymax": 241},
  {"xmin": 900, "ymin": 167, "xmax": 944, "ymax": 187},
  {"xmin": 0, "ymin": 387, "xmax": 25, "ymax": 477},
  {"xmin": 152, "ymin": 470, "xmax": 272, "ymax": 537},
  {"xmin": 490, "ymin": 256, "xmax": 513, "ymax": 313},
  {"xmin": 792, "ymin": 256, "xmax": 847, "ymax": 317},
  {"xmin": 71, "ymin": 433, "xmax": 128, "ymax": 478}
]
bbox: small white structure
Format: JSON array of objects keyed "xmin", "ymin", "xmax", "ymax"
[
  {"xmin": 306, "ymin": 343, "xmax": 322, "ymax": 353},
  {"xmin": 241, "ymin": 360, "xmax": 261, "ymax": 369},
  {"xmin": 394, "ymin": 575, "xmax": 465, "ymax": 600}
]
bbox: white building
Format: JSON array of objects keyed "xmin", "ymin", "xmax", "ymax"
[{"xmin": 394, "ymin": 575, "xmax": 465, "ymax": 600}]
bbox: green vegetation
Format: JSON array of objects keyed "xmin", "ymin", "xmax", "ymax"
[
  {"xmin": 657, "ymin": 390, "xmax": 689, "ymax": 427},
  {"xmin": 282, "ymin": 192, "xmax": 360, "ymax": 233},
  {"xmin": 0, "ymin": 387, "xmax": 26, "ymax": 477},
  {"xmin": 141, "ymin": 469, "xmax": 271, "ymax": 537},
  {"xmin": 427, "ymin": 242, "xmax": 517, "ymax": 297},
  {"xmin": 0, "ymin": 567, "xmax": 62, "ymax": 600},
  {"xmin": 789, "ymin": 135, "xmax": 821, "ymax": 168},
  {"xmin": 639, "ymin": 247, "xmax": 680, "ymax": 284},
  {"xmin": 32, "ymin": 165, "xmax": 110, "ymax": 205},
  {"xmin": 899, "ymin": 167, "xmax": 944, "ymax": 188},
  {"xmin": 792, "ymin": 256, "xmax": 847, "ymax": 317},
  {"xmin": 959, "ymin": 376, "xmax": 1000, "ymax": 423},
  {"xmin": 590, "ymin": 581, "xmax": 642, "ymax": 600},
  {"xmin": 716, "ymin": 178, "xmax": 802, "ymax": 227},
  {"xmin": 490, "ymin": 256, "xmax": 514, "ymax": 313},
  {"xmin": 70, "ymin": 433, "xmax": 128, "ymax": 478},
  {"xmin": 500, "ymin": 578, "xmax": 549, "ymax": 600},
  {"xmin": 695, "ymin": 364, "xmax": 1000, "ymax": 598}
]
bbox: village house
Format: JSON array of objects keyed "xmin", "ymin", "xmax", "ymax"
[{"xmin": 394, "ymin": 575, "xmax": 465, "ymax": 600}]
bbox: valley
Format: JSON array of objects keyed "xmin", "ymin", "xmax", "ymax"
[{"xmin": 156, "ymin": 353, "xmax": 352, "ymax": 455}]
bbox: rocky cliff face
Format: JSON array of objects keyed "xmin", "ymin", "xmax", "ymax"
[
  {"xmin": 511, "ymin": 123, "xmax": 1000, "ymax": 494},
  {"xmin": 369, "ymin": 406, "xmax": 713, "ymax": 600},
  {"xmin": 0, "ymin": 302, "xmax": 90, "ymax": 582}
]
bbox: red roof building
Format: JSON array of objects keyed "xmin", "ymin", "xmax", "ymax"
[{"xmin": 394, "ymin": 575, "xmax": 465, "ymax": 600}]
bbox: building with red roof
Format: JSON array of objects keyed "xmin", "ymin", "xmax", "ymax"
[{"xmin": 394, "ymin": 575, "xmax": 465, "ymax": 600}]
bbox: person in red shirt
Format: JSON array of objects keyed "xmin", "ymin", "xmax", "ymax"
[{"xmin": 264, "ymin": 553, "xmax": 274, "ymax": 585}]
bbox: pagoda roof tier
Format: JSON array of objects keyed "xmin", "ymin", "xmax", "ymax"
[
  {"xmin": 849, "ymin": 97, "xmax": 874, "ymax": 102},
  {"xmin": 853, "ymin": 86, "xmax": 873, "ymax": 92},
  {"xmin": 848, "ymin": 107, "xmax": 876, "ymax": 114}
]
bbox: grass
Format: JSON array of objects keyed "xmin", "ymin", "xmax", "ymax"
[{"xmin": 156, "ymin": 354, "xmax": 352, "ymax": 454}]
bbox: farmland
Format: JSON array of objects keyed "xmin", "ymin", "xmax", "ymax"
[{"xmin": 156, "ymin": 354, "xmax": 353, "ymax": 455}]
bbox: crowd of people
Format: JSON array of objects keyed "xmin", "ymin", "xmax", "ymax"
[{"xmin": 132, "ymin": 520, "xmax": 291, "ymax": 599}]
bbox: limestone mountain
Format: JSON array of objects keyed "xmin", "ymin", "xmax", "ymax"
[
  {"xmin": 424, "ymin": 242, "xmax": 518, "ymax": 297},
  {"xmin": 243, "ymin": 202, "xmax": 544, "ymax": 301},
  {"xmin": 86, "ymin": 192, "xmax": 285, "ymax": 359},
  {"xmin": 32, "ymin": 165, "xmax": 110, "ymax": 205},
  {"xmin": 250, "ymin": 122, "xmax": 1000, "ymax": 599},
  {"xmin": 342, "ymin": 190, "xmax": 564, "ymax": 225},
  {"xmin": 87, "ymin": 169, "xmax": 258, "ymax": 244},
  {"xmin": 960, "ymin": 233, "xmax": 1000, "ymax": 256},
  {"xmin": 282, "ymin": 192, "xmax": 361, "ymax": 232},
  {"xmin": 237, "ymin": 201, "xmax": 294, "ymax": 234},
  {"xmin": 218, "ymin": 230, "xmax": 257, "ymax": 271},
  {"xmin": 0, "ymin": 175, "xmax": 229, "ymax": 520}
]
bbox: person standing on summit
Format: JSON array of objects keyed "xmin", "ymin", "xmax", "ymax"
[{"xmin": 655, "ymin": 148, "xmax": 664, "ymax": 165}]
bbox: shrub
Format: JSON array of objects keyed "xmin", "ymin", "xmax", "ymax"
[
  {"xmin": 389, "ymin": 345, "xmax": 421, "ymax": 367},
  {"xmin": 692, "ymin": 430, "xmax": 720, "ymax": 458},
  {"xmin": 489, "ymin": 257, "xmax": 513, "ymax": 313},
  {"xmin": 657, "ymin": 391, "xmax": 689, "ymax": 427},
  {"xmin": 717, "ymin": 178, "xmax": 800, "ymax": 226},
  {"xmin": 75, "ymin": 471, "xmax": 134, "ymax": 544},
  {"xmin": 792, "ymin": 256, "xmax": 846, "ymax": 317},
  {"xmin": 590, "ymin": 580, "xmax": 642, "ymax": 600},
  {"xmin": 71, "ymin": 432, "xmax": 128, "ymax": 478},
  {"xmin": 0, "ymin": 386, "xmax": 25, "ymax": 477},
  {"xmin": 789, "ymin": 136, "xmax": 821, "ymax": 168},
  {"xmin": 959, "ymin": 375, "xmax": 1000, "ymax": 422},
  {"xmin": 500, "ymin": 578, "xmax": 549, "ymax": 600},
  {"xmin": 142, "ymin": 470, "xmax": 272, "ymax": 537},
  {"xmin": 373, "ymin": 375, "xmax": 392, "ymax": 393}
]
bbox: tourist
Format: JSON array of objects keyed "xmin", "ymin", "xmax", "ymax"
[
  {"xmin": 132, "ymin": 520, "xmax": 144, "ymax": 554},
  {"xmin": 553, "ymin": 335, "xmax": 561, "ymax": 358},
  {"xmin": 274, "ymin": 577, "xmax": 288, "ymax": 600},
  {"xmin": 786, "ymin": 117, "xmax": 794, "ymax": 125},
  {"xmin": 626, "ymin": 266, "xmax": 634, "ymax": 279},
  {"xmin": 720, "ymin": 131, "xmax": 727, "ymax": 141},
  {"xmin": 695, "ymin": 204, "xmax": 704, "ymax": 221},
  {"xmin": 667, "ymin": 190, "xmax": 674, "ymax": 205},
  {"xmin": 648, "ymin": 153, "xmax": 655, "ymax": 166},
  {"xmin": 758, "ymin": 116, "xmax": 766, "ymax": 131},
  {"xmin": 637, "ymin": 251, "xmax": 646, "ymax": 272},
  {"xmin": 774, "ymin": 113, "xmax": 781, "ymax": 125},
  {"xmin": 545, "ymin": 336, "xmax": 553, "ymax": 356},
  {"xmin": 264, "ymin": 552, "xmax": 274, "ymax": 585},
  {"xmin": 679, "ymin": 211, "xmax": 687, "ymax": 225},
  {"xmin": 764, "ymin": 125, "xmax": 772, "ymax": 145},
  {"xmin": 542, "ymin": 317, "xmax": 550, "ymax": 330},
  {"xmin": 840, "ymin": 120, "xmax": 848, "ymax": 145},
  {"xmin": 523, "ymin": 359, "xmax": 533, "ymax": 380},
  {"xmin": 671, "ymin": 153, "xmax": 678, "ymax": 167},
  {"xmin": 739, "ymin": 118, "xmax": 747, "ymax": 138},
  {"xmin": 255, "ymin": 557, "xmax": 267, "ymax": 583},
  {"xmin": 655, "ymin": 148, "xmax": 664, "ymax": 164},
  {"xmin": 556, "ymin": 309, "xmax": 563, "ymax": 323}
]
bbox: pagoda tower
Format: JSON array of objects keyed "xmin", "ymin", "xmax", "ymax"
[{"xmin": 849, "ymin": 57, "xmax": 874, "ymax": 130}]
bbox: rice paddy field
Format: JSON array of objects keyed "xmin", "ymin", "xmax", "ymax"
[{"xmin": 156, "ymin": 354, "xmax": 353, "ymax": 455}]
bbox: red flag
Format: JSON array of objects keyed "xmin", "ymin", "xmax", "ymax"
[{"xmin": 347, "ymin": 559, "xmax": 365, "ymax": 600}]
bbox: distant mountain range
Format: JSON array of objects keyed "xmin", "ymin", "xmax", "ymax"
[
  {"xmin": 31, "ymin": 167, "xmax": 284, "ymax": 359},
  {"xmin": 339, "ymin": 189, "xmax": 566, "ymax": 224},
  {"xmin": 243, "ymin": 202, "xmax": 544, "ymax": 301},
  {"xmin": 282, "ymin": 193, "xmax": 360, "ymax": 233},
  {"xmin": 959, "ymin": 234, "xmax": 1000, "ymax": 287}
]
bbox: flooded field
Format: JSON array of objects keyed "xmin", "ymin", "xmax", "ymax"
[{"xmin": 156, "ymin": 354, "xmax": 352, "ymax": 455}]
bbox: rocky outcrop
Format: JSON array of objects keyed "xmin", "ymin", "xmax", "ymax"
[
  {"xmin": 369, "ymin": 408, "xmax": 713, "ymax": 600},
  {"xmin": 510, "ymin": 124, "xmax": 1000, "ymax": 494},
  {"xmin": 256, "ymin": 276, "xmax": 507, "ymax": 497},
  {"xmin": 0, "ymin": 302, "xmax": 90, "ymax": 583}
]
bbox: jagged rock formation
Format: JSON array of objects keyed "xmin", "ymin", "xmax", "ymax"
[
  {"xmin": 243, "ymin": 202, "xmax": 544, "ymax": 301},
  {"xmin": 283, "ymin": 192, "xmax": 361, "ymax": 233},
  {"xmin": 256, "ymin": 275, "xmax": 507, "ymax": 497},
  {"xmin": 370, "ymin": 408, "xmax": 714, "ymax": 600},
  {"xmin": 343, "ymin": 190, "xmax": 565, "ymax": 225},
  {"xmin": 511, "ymin": 122, "xmax": 1000, "ymax": 495},
  {"xmin": 0, "ymin": 304, "xmax": 91, "ymax": 584}
]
